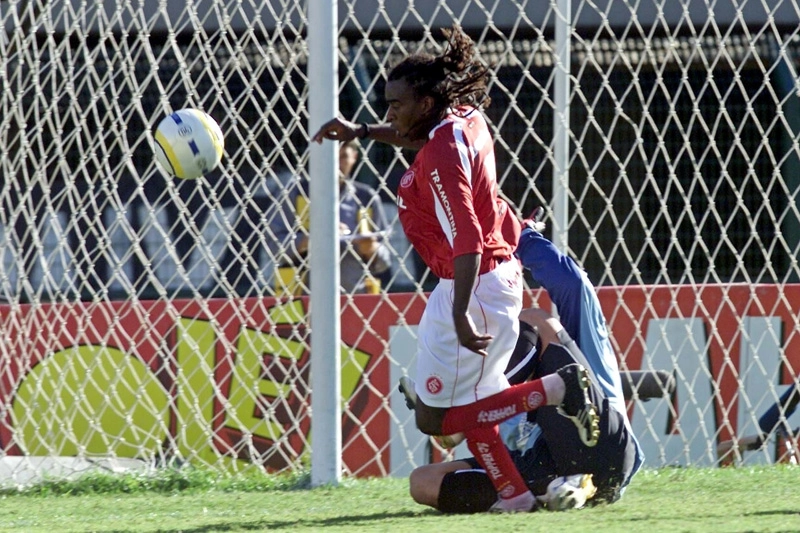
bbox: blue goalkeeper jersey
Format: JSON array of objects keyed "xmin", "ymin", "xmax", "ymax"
[{"xmin": 503, "ymin": 227, "xmax": 644, "ymax": 490}]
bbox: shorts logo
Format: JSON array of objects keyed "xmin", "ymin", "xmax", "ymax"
[
  {"xmin": 526, "ymin": 391, "xmax": 544, "ymax": 410},
  {"xmin": 400, "ymin": 170, "xmax": 414, "ymax": 188},
  {"xmin": 507, "ymin": 269, "xmax": 521, "ymax": 289},
  {"xmin": 426, "ymin": 375, "xmax": 443, "ymax": 395}
]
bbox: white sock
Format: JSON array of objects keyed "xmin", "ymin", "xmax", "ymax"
[
  {"xmin": 491, "ymin": 490, "xmax": 536, "ymax": 512},
  {"xmin": 541, "ymin": 373, "xmax": 565, "ymax": 405}
]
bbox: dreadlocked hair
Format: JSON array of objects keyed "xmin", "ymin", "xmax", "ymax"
[{"xmin": 388, "ymin": 25, "xmax": 491, "ymax": 113}]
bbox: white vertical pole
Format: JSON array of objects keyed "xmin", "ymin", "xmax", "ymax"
[
  {"xmin": 553, "ymin": 0, "xmax": 571, "ymax": 255},
  {"xmin": 308, "ymin": 0, "xmax": 341, "ymax": 486}
]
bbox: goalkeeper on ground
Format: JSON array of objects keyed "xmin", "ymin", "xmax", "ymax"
[{"xmin": 403, "ymin": 212, "xmax": 645, "ymax": 512}]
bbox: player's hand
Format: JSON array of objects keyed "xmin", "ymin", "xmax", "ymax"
[
  {"xmin": 312, "ymin": 117, "xmax": 359, "ymax": 144},
  {"xmin": 453, "ymin": 313, "xmax": 493, "ymax": 357}
]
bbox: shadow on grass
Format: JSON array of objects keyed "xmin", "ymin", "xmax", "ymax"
[
  {"xmin": 107, "ymin": 510, "xmax": 437, "ymax": 533},
  {"xmin": 747, "ymin": 510, "xmax": 800, "ymax": 517}
]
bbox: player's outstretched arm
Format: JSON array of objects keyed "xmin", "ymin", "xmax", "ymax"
[
  {"xmin": 717, "ymin": 434, "xmax": 765, "ymax": 463},
  {"xmin": 312, "ymin": 117, "xmax": 425, "ymax": 150}
]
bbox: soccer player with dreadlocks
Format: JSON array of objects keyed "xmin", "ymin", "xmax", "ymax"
[{"xmin": 313, "ymin": 25, "xmax": 599, "ymax": 512}]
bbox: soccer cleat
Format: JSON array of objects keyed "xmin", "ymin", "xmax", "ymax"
[
  {"xmin": 522, "ymin": 206, "xmax": 546, "ymax": 233},
  {"xmin": 556, "ymin": 364, "xmax": 600, "ymax": 447},
  {"xmin": 398, "ymin": 376, "xmax": 464, "ymax": 448},
  {"xmin": 398, "ymin": 376, "xmax": 418, "ymax": 411},
  {"xmin": 536, "ymin": 474, "xmax": 597, "ymax": 511},
  {"xmin": 489, "ymin": 489, "xmax": 537, "ymax": 513}
]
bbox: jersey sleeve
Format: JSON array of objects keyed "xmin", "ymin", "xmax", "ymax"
[{"xmin": 426, "ymin": 132, "xmax": 484, "ymax": 257}]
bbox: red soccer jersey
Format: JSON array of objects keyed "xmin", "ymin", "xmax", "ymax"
[{"xmin": 396, "ymin": 107, "xmax": 519, "ymax": 279}]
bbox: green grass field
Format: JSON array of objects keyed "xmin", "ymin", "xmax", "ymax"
[{"xmin": 0, "ymin": 466, "xmax": 797, "ymax": 532}]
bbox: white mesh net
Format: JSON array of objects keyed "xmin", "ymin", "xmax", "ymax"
[{"xmin": 0, "ymin": 0, "xmax": 799, "ymax": 484}]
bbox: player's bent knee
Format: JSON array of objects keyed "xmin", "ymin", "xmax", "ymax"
[
  {"xmin": 415, "ymin": 419, "xmax": 440, "ymax": 436},
  {"xmin": 409, "ymin": 467, "xmax": 440, "ymax": 507},
  {"xmin": 414, "ymin": 403, "xmax": 446, "ymax": 436}
]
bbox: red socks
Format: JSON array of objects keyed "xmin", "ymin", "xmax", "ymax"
[
  {"xmin": 465, "ymin": 425, "xmax": 530, "ymax": 500},
  {"xmin": 441, "ymin": 378, "xmax": 548, "ymax": 436}
]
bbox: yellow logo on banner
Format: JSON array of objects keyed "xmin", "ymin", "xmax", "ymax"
[
  {"xmin": 11, "ymin": 346, "xmax": 169, "ymax": 457},
  {"xmin": 9, "ymin": 301, "xmax": 370, "ymax": 472}
]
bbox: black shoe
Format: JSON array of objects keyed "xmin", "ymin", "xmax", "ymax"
[{"xmin": 556, "ymin": 364, "xmax": 600, "ymax": 447}]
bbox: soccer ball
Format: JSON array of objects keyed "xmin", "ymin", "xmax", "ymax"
[
  {"xmin": 153, "ymin": 108, "xmax": 224, "ymax": 179},
  {"xmin": 537, "ymin": 474, "xmax": 597, "ymax": 511}
]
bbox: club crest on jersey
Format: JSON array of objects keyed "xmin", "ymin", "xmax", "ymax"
[
  {"xmin": 400, "ymin": 170, "xmax": 414, "ymax": 188},
  {"xmin": 426, "ymin": 374, "xmax": 443, "ymax": 395}
]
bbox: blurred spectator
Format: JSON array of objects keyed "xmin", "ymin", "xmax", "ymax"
[{"xmin": 271, "ymin": 139, "xmax": 391, "ymax": 295}]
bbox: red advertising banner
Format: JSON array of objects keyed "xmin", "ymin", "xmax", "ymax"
[{"xmin": 0, "ymin": 284, "xmax": 797, "ymax": 474}]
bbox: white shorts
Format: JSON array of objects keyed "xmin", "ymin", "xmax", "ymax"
[{"xmin": 414, "ymin": 258, "xmax": 523, "ymax": 408}]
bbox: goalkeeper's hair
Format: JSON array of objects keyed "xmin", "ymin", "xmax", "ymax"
[{"xmin": 387, "ymin": 25, "xmax": 491, "ymax": 113}]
